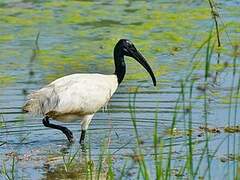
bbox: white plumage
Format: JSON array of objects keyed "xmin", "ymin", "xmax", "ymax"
[
  {"xmin": 23, "ymin": 39, "xmax": 156, "ymax": 144},
  {"xmin": 23, "ymin": 74, "xmax": 118, "ymax": 129}
]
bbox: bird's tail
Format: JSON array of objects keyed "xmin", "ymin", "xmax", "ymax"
[
  {"xmin": 22, "ymin": 87, "xmax": 59, "ymax": 115},
  {"xmin": 22, "ymin": 99, "xmax": 43, "ymax": 115}
]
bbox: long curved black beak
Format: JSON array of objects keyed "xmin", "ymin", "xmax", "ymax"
[{"xmin": 128, "ymin": 48, "xmax": 156, "ymax": 86}]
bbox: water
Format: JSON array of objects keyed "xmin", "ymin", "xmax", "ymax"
[{"xmin": 0, "ymin": 0, "xmax": 240, "ymax": 179}]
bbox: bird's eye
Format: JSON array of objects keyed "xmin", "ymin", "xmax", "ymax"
[{"xmin": 126, "ymin": 41, "xmax": 133, "ymax": 48}]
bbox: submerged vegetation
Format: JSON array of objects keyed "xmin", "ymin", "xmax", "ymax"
[{"xmin": 0, "ymin": 0, "xmax": 239, "ymax": 179}]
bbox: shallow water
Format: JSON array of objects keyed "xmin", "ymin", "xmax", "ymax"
[{"xmin": 0, "ymin": 0, "xmax": 240, "ymax": 179}]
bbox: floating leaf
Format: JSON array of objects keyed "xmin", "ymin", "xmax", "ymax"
[{"xmin": 224, "ymin": 126, "xmax": 240, "ymax": 133}]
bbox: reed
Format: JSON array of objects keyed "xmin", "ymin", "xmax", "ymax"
[{"xmin": 0, "ymin": 156, "xmax": 15, "ymax": 180}]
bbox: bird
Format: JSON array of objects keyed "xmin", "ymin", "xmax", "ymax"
[{"xmin": 23, "ymin": 39, "xmax": 156, "ymax": 144}]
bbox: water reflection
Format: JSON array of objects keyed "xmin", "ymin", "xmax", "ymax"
[{"xmin": 43, "ymin": 145, "xmax": 107, "ymax": 180}]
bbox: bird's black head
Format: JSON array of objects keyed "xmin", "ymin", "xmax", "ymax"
[
  {"xmin": 117, "ymin": 39, "xmax": 136, "ymax": 56},
  {"xmin": 114, "ymin": 39, "xmax": 156, "ymax": 86}
]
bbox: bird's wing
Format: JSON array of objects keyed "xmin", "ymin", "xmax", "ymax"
[{"xmin": 23, "ymin": 74, "xmax": 118, "ymax": 116}]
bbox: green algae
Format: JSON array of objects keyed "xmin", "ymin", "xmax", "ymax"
[
  {"xmin": 0, "ymin": 34, "xmax": 15, "ymax": 42},
  {"xmin": 0, "ymin": 76, "xmax": 15, "ymax": 85},
  {"xmin": 0, "ymin": 0, "xmax": 238, "ymax": 95}
]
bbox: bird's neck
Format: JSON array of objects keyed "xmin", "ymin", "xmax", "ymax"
[{"xmin": 113, "ymin": 45, "xmax": 126, "ymax": 85}]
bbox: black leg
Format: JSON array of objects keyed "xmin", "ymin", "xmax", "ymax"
[
  {"xmin": 79, "ymin": 130, "xmax": 86, "ymax": 144},
  {"xmin": 42, "ymin": 116, "xmax": 74, "ymax": 143}
]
